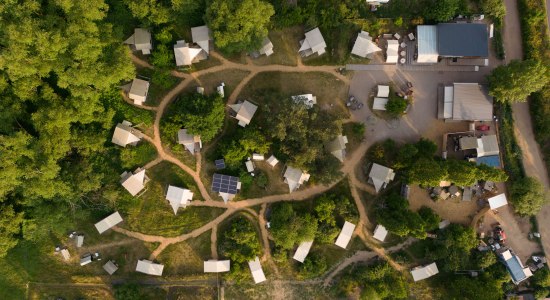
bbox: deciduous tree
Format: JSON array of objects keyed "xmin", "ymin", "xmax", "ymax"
[
  {"xmin": 510, "ymin": 176, "xmax": 547, "ymax": 216},
  {"xmin": 487, "ymin": 59, "xmax": 549, "ymax": 103}
]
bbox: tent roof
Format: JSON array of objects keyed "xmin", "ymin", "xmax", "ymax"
[
  {"xmin": 335, "ymin": 221, "xmax": 356, "ymax": 249},
  {"xmin": 326, "ymin": 135, "xmax": 348, "ymax": 162},
  {"xmin": 377, "ymin": 85, "xmax": 390, "ymax": 97},
  {"xmin": 373, "ymin": 97, "xmax": 389, "ymax": 110},
  {"xmin": 121, "ymin": 169, "xmax": 146, "ymax": 196},
  {"xmin": 112, "ymin": 123, "xmax": 143, "ymax": 147},
  {"xmin": 191, "ymin": 25, "xmax": 211, "ymax": 53},
  {"xmin": 177, "ymin": 129, "xmax": 201, "ymax": 153},
  {"xmin": 452, "ymin": 83, "xmax": 493, "ymax": 121},
  {"xmin": 124, "ymin": 28, "xmax": 152, "ymax": 50},
  {"xmin": 204, "ymin": 260, "xmax": 230, "ymax": 273},
  {"xmin": 488, "ymin": 193, "xmax": 508, "ymax": 209},
  {"xmin": 230, "ymin": 101, "xmax": 258, "ymax": 126},
  {"xmin": 373, "ymin": 224, "xmax": 388, "ymax": 242},
  {"xmin": 411, "ymin": 262, "xmax": 439, "ymax": 281},
  {"xmin": 174, "ymin": 41, "xmax": 204, "ymax": 66},
  {"xmin": 369, "ymin": 163, "xmax": 395, "ymax": 192},
  {"xmin": 259, "ymin": 37, "xmax": 274, "ymax": 56},
  {"xmin": 129, "ymin": 78, "xmax": 150, "ymax": 98},
  {"xmin": 95, "ymin": 212, "xmax": 123, "ymax": 234},
  {"xmin": 437, "ymin": 23, "xmax": 489, "ymax": 57},
  {"xmin": 417, "ymin": 25, "xmax": 439, "ymax": 63},
  {"xmin": 284, "ymin": 166, "xmax": 310, "ymax": 193},
  {"xmin": 166, "ymin": 185, "xmax": 193, "ymax": 214},
  {"xmin": 266, "ymin": 155, "xmax": 279, "ymax": 167},
  {"xmin": 136, "ymin": 259, "xmax": 164, "ymax": 276},
  {"xmin": 302, "ymin": 28, "xmax": 326, "ymax": 54},
  {"xmin": 386, "ymin": 40, "xmax": 399, "ymax": 63},
  {"xmin": 351, "ymin": 31, "xmax": 381, "ymax": 58},
  {"xmin": 248, "ymin": 257, "xmax": 267, "ymax": 283},
  {"xmin": 103, "ymin": 260, "xmax": 118, "ymax": 275},
  {"xmin": 293, "ymin": 241, "xmax": 313, "ymax": 263}
]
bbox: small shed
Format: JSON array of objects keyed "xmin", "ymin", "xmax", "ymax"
[
  {"xmin": 252, "ymin": 153, "xmax": 264, "ymax": 161},
  {"xmin": 373, "ymin": 97, "xmax": 389, "ymax": 110},
  {"xmin": 411, "ymin": 262, "xmax": 439, "ymax": 281},
  {"xmin": 293, "ymin": 241, "xmax": 313, "ymax": 263},
  {"xmin": 76, "ymin": 235, "xmax": 84, "ymax": 248},
  {"xmin": 335, "ymin": 221, "xmax": 356, "ymax": 249},
  {"xmin": 377, "ymin": 85, "xmax": 390, "ymax": 98},
  {"xmin": 245, "ymin": 160, "xmax": 255, "ymax": 173},
  {"xmin": 204, "ymin": 260, "xmax": 231, "ymax": 273},
  {"xmin": 61, "ymin": 249, "xmax": 71, "ymax": 261},
  {"xmin": 136, "ymin": 259, "xmax": 164, "ymax": 276},
  {"xmin": 488, "ymin": 193, "xmax": 508, "ymax": 209},
  {"xmin": 80, "ymin": 255, "xmax": 92, "ymax": 266},
  {"xmin": 103, "ymin": 260, "xmax": 118, "ymax": 275},
  {"xmin": 95, "ymin": 212, "xmax": 123, "ymax": 234},
  {"xmin": 248, "ymin": 257, "xmax": 267, "ymax": 284},
  {"xmin": 373, "ymin": 224, "xmax": 388, "ymax": 242},
  {"xmin": 266, "ymin": 155, "xmax": 279, "ymax": 167}
]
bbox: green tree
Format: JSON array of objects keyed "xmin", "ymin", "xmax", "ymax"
[
  {"xmin": 123, "ymin": 0, "xmax": 170, "ymax": 25},
  {"xmin": 480, "ymin": 0, "xmax": 506, "ymax": 20},
  {"xmin": 220, "ymin": 217, "xmax": 261, "ymax": 263},
  {"xmin": 314, "ymin": 195, "xmax": 340, "ymax": 244},
  {"xmin": 487, "ymin": 59, "xmax": 550, "ymax": 103},
  {"xmin": 376, "ymin": 193, "xmax": 427, "ymax": 238},
  {"xmin": 408, "ymin": 158, "xmax": 447, "ymax": 186},
  {"xmin": 510, "ymin": 176, "xmax": 547, "ymax": 216},
  {"xmin": 423, "ymin": 0, "xmax": 460, "ymax": 22},
  {"xmin": 299, "ymin": 253, "xmax": 328, "ymax": 279},
  {"xmin": 114, "ymin": 283, "xmax": 140, "ymax": 300},
  {"xmin": 474, "ymin": 251, "xmax": 497, "ymax": 269},
  {"xmin": 206, "ymin": 0, "xmax": 275, "ymax": 53},
  {"xmin": 385, "ymin": 98, "xmax": 408, "ymax": 117},
  {"xmin": 0, "ymin": 205, "xmax": 24, "ymax": 257},
  {"xmin": 415, "ymin": 138, "xmax": 438, "ymax": 158},
  {"xmin": 418, "ymin": 206, "xmax": 441, "ymax": 232},
  {"xmin": 359, "ymin": 262, "xmax": 408, "ymax": 299},
  {"xmin": 435, "ymin": 224, "xmax": 478, "ymax": 271},
  {"xmin": 270, "ymin": 203, "xmax": 317, "ymax": 249}
]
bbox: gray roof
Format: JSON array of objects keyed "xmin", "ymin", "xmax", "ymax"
[
  {"xmin": 437, "ymin": 23, "xmax": 489, "ymax": 57},
  {"xmin": 191, "ymin": 25, "xmax": 212, "ymax": 54},
  {"xmin": 369, "ymin": 163, "xmax": 395, "ymax": 193},
  {"xmin": 326, "ymin": 135, "xmax": 348, "ymax": 162},
  {"xmin": 177, "ymin": 129, "xmax": 201, "ymax": 153},
  {"xmin": 452, "ymin": 83, "xmax": 493, "ymax": 121},
  {"xmin": 111, "ymin": 122, "xmax": 144, "ymax": 147},
  {"xmin": 103, "ymin": 260, "xmax": 118, "ymax": 275},
  {"xmin": 229, "ymin": 100, "xmax": 258, "ymax": 127}
]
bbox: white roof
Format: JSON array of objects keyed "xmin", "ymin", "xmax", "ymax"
[
  {"xmin": 166, "ymin": 185, "xmax": 193, "ymax": 214},
  {"xmin": 136, "ymin": 259, "xmax": 164, "ymax": 276},
  {"xmin": 252, "ymin": 153, "xmax": 264, "ymax": 161},
  {"xmin": 80, "ymin": 255, "xmax": 92, "ymax": 266},
  {"xmin": 174, "ymin": 40, "xmax": 204, "ymax": 66},
  {"xmin": 128, "ymin": 78, "xmax": 150, "ymax": 105},
  {"xmin": 204, "ymin": 260, "xmax": 230, "ymax": 273},
  {"xmin": 291, "ymin": 94, "xmax": 317, "ymax": 108},
  {"xmin": 411, "ymin": 262, "xmax": 439, "ymax": 281},
  {"xmin": 229, "ymin": 101, "xmax": 258, "ymax": 127},
  {"xmin": 351, "ymin": 31, "xmax": 381, "ymax": 58},
  {"xmin": 326, "ymin": 135, "xmax": 348, "ymax": 162},
  {"xmin": 293, "ymin": 241, "xmax": 313, "ymax": 263},
  {"xmin": 266, "ymin": 155, "xmax": 279, "ymax": 167},
  {"xmin": 284, "ymin": 166, "xmax": 310, "ymax": 193},
  {"xmin": 386, "ymin": 40, "xmax": 399, "ymax": 63},
  {"xmin": 299, "ymin": 28, "xmax": 327, "ymax": 55},
  {"xmin": 443, "ymin": 86, "xmax": 454, "ymax": 119},
  {"xmin": 259, "ymin": 37, "xmax": 274, "ymax": 56},
  {"xmin": 335, "ymin": 221, "xmax": 356, "ymax": 249},
  {"xmin": 488, "ymin": 193, "xmax": 508, "ymax": 209},
  {"xmin": 245, "ymin": 160, "xmax": 255, "ymax": 173},
  {"xmin": 191, "ymin": 25, "xmax": 211, "ymax": 54},
  {"xmin": 478, "ymin": 135, "xmax": 499, "ymax": 157},
  {"xmin": 103, "ymin": 260, "xmax": 118, "ymax": 275},
  {"xmin": 373, "ymin": 224, "xmax": 388, "ymax": 242},
  {"xmin": 438, "ymin": 219, "xmax": 450, "ymax": 229},
  {"xmin": 417, "ymin": 25, "xmax": 439, "ymax": 63},
  {"xmin": 451, "ymin": 83, "xmax": 494, "ymax": 121},
  {"xmin": 177, "ymin": 129, "xmax": 201, "ymax": 153},
  {"xmin": 377, "ymin": 85, "xmax": 390, "ymax": 98},
  {"xmin": 112, "ymin": 122, "xmax": 143, "ymax": 147},
  {"xmin": 373, "ymin": 97, "xmax": 389, "ymax": 110},
  {"xmin": 95, "ymin": 212, "xmax": 123, "ymax": 234},
  {"xmin": 369, "ymin": 163, "xmax": 395, "ymax": 193},
  {"xmin": 61, "ymin": 249, "xmax": 71, "ymax": 261},
  {"xmin": 248, "ymin": 257, "xmax": 267, "ymax": 283},
  {"xmin": 124, "ymin": 28, "xmax": 152, "ymax": 54},
  {"xmin": 76, "ymin": 235, "xmax": 84, "ymax": 247},
  {"xmin": 121, "ymin": 169, "xmax": 146, "ymax": 196}
]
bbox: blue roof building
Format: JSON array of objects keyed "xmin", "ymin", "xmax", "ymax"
[{"xmin": 499, "ymin": 249, "xmax": 533, "ymax": 284}]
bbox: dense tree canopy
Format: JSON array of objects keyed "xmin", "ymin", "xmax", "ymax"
[
  {"xmin": 487, "ymin": 59, "xmax": 550, "ymax": 103},
  {"xmin": 270, "ymin": 203, "xmax": 317, "ymax": 249},
  {"xmin": 220, "ymin": 128, "xmax": 272, "ymax": 169},
  {"xmin": 220, "ymin": 217, "xmax": 261, "ymax": 263},
  {"xmin": 206, "ymin": 0, "xmax": 274, "ymax": 53},
  {"xmin": 510, "ymin": 176, "xmax": 547, "ymax": 216},
  {"xmin": 479, "ymin": 0, "xmax": 507, "ymax": 20},
  {"xmin": 423, "ymin": 0, "xmax": 460, "ymax": 22}
]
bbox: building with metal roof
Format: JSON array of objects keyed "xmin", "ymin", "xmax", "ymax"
[
  {"xmin": 368, "ymin": 163, "xmax": 395, "ymax": 193},
  {"xmin": 124, "ymin": 28, "xmax": 152, "ymax": 55},
  {"xmin": 411, "ymin": 262, "xmax": 439, "ymax": 281},
  {"xmin": 166, "ymin": 185, "xmax": 193, "ymax": 214},
  {"xmin": 136, "ymin": 259, "xmax": 164, "ymax": 276},
  {"xmin": 229, "ymin": 100, "xmax": 258, "ymax": 127},
  {"xmin": 248, "ymin": 257, "xmax": 267, "ymax": 284},
  {"xmin": 120, "ymin": 168, "xmax": 147, "ymax": 196},
  {"xmin": 95, "ymin": 212, "xmax": 123, "ymax": 234},
  {"xmin": 499, "ymin": 249, "xmax": 533, "ymax": 284},
  {"xmin": 191, "ymin": 25, "xmax": 212, "ymax": 54},
  {"xmin": 437, "ymin": 23, "xmax": 489, "ymax": 58},
  {"xmin": 293, "ymin": 241, "xmax": 313, "ymax": 263},
  {"xmin": 488, "ymin": 193, "xmax": 508, "ymax": 209},
  {"xmin": 204, "ymin": 260, "xmax": 230, "ymax": 273},
  {"xmin": 283, "ymin": 166, "xmax": 310, "ymax": 193},
  {"xmin": 128, "ymin": 78, "xmax": 150, "ymax": 106},
  {"xmin": 377, "ymin": 85, "xmax": 390, "ymax": 98},
  {"xmin": 351, "ymin": 31, "xmax": 381, "ymax": 58},
  {"xmin": 439, "ymin": 83, "xmax": 493, "ymax": 121},
  {"xmin": 178, "ymin": 129, "xmax": 202, "ymax": 154},
  {"xmin": 417, "ymin": 25, "xmax": 439, "ymax": 63},
  {"xmin": 373, "ymin": 224, "xmax": 388, "ymax": 242},
  {"xmin": 103, "ymin": 260, "xmax": 118, "ymax": 275},
  {"xmin": 299, "ymin": 28, "xmax": 327, "ymax": 57},
  {"xmin": 335, "ymin": 221, "xmax": 356, "ymax": 249},
  {"xmin": 211, "ymin": 173, "xmax": 241, "ymax": 203},
  {"xmin": 111, "ymin": 121, "xmax": 144, "ymax": 147}
]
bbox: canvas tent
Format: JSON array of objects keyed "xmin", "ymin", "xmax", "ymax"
[
  {"xmin": 488, "ymin": 194, "xmax": 508, "ymax": 209},
  {"xmin": 76, "ymin": 235, "xmax": 84, "ymax": 248},
  {"xmin": 258, "ymin": 37, "xmax": 274, "ymax": 56},
  {"xmin": 112, "ymin": 121, "xmax": 144, "ymax": 147},
  {"xmin": 95, "ymin": 212, "xmax": 123, "ymax": 234},
  {"xmin": 291, "ymin": 94, "xmax": 317, "ymax": 108},
  {"xmin": 61, "ymin": 249, "xmax": 71, "ymax": 261},
  {"xmin": 166, "ymin": 185, "xmax": 193, "ymax": 214},
  {"xmin": 229, "ymin": 100, "xmax": 258, "ymax": 127},
  {"xmin": 80, "ymin": 255, "xmax": 92, "ymax": 266},
  {"xmin": 248, "ymin": 257, "xmax": 267, "ymax": 284},
  {"xmin": 245, "ymin": 160, "xmax": 255, "ymax": 173},
  {"xmin": 351, "ymin": 31, "xmax": 382, "ymax": 58},
  {"xmin": 293, "ymin": 241, "xmax": 313, "ymax": 263},
  {"xmin": 103, "ymin": 260, "xmax": 118, "ymax": 275},
  {"xmin": 177, "ymin": 129, "xmax": 202, "ymax": 154},
  {"xmin": 266, "ymin": 155, "xmax": 279, "ymax": 167},
  {"xmin": 373, "ymin": 224, "xmax": 388, "ymax": 242},
  {"xmin": 373, "ymin": 98, "xmax": 389, "ymax": 110},
  {"xmin": 124, "ymin": 28, "xmax": 152, "ymax": 55},
  {"xmin": 128, "ymin": 78, "xmax": 150, "ymax": 105},
  {"xmin": 326, "ymin": 135, "xmax": 348, "ymax": 162},
  {"xmin": 377, "ymin": 85, "xmax": 390, "ymax": 98},
  {"xmin": 411, "ymin": 262, "xmax": 439, "ymax": 281},
  {"xmin": 252, "ymin": 153, "xmax": 264, "ymax": 161},
  {"xmin": 173, "ymin": 40, "xmax": 205, "ymax": 66},
  {"xmin": 499, "ymin": 249, "xmax": 533, "ymax": 284},
  {"xmin": 120, "ymin": 168, "xmax": 147, "ymax": 196},
  {"xmin": 368, "ymin": 163, "xmax": 395, "ymax": 193},
  {"xmin": 283, "ymin": 166, "xmax": 310, "ymax": 193},
  {"xmin": 417, "ymin": 25, "xmax": 439, "ymax": 63},
  {"xmin": 299, "ymin": 28, "xmax": 327, "ymax": 57},
  {"xmin": 440, "ymin": 83, "xmax": 493, "ymax": 121},
  {"xmin": 191, "ymin": 25, "xmax": 212, "ymax": 54},
  {"xmin": 335, "ymin": 221, "xmax": 356, "ymax": 249},
  {"xmin": 386, "ymin": 40, "xmax": 399, "ymax": 63},
  {"xmin": 204, "ymin": 260, "xmax": 230, "ymax": 273},
  {"xmin": 136, "ymin": 259, "xmax": 164, "ymax": 276}
]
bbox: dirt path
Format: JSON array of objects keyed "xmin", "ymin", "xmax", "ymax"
[{"xmin": 211, "ymin": 225, "xmax": 218, "ymax": 259}]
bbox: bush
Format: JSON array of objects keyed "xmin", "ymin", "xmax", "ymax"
[
  {"xmin": 510, "ymin": 176, "xmax": 547, "ymax": 215},
  {"xmin": 385, "ymin": 97, "xmax": 408, "ymax": 117}
]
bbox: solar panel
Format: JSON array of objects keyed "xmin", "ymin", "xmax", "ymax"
[
  {"xmin": 211, "ymin": 173, "xmax": 240, "ymax": 194},
  {"xmin": 214, "ymin": 159, "xmax": 226, "ymax": 170}
]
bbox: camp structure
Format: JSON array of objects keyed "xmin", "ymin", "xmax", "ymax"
[
  {"xmin": 416, "ymin": 25, "xmax": 439, "ymax": 63},
  {"xmin": 128, "ymin": 78, "xmax": 150, "ymax": 106},
  {"xmin": 252, "ymin": 153, "xmax": 264, "ymax": 161},
  {"xmin": 103, "ymin": 260, "xmax": 118, "ymax": 275},
  {"xmin": 498, "ymin": 249, "xmax": 533, "ymax": 284},
  {"xmin": 293, "ymin": 241, "xmax": 313, "ymax": 263},
  {"xmin": 111, "ymin": 121, "xmax": 144, "ymax": 147},
  {"xmin": 411, "ymin": 262, "xmax": 439, "ymax": 281},
  {"xmin": 438, "ymin": 83, "xmax": 493, "ymax": 121},
  {"xmin": 351, "ymin": 31, "xmax": 382, "ymax": 58},
  {"xmin": 94, "ymin": 212, "xmax": 123, "ymax": 234},
  {"xmin": 120, "ymin": 168, "xmax": 147, "ymax": 196},
  {"xmin": 291, "ymin": 94, "xmax": 317, "ymax": 109},
  {"xmin": 204, "ymin": 260, "xmax": 230, "ymax": 273},
  {"xmin": 61, "ymin": 249, "xmax": 71, "ymax": 261},
  {"xmin": 335, "ymin": 221, "xmax": 356, "ymax": 249},
  {"xmin": 368, "ymin": 163, "xmax": 395, "ymax": 193},
  {"xmin": 177, "ymin": 129, "xmax": 202, "ymax": 154},
  {"xmin": 377, "ymin": 85, "xmax": 390, "ymax": 98},
  {"xmin": 124, "ymin": 28, "xmax": 152, "ymax": 55},
  {"xmin": 80, "ymin": 255, "xmax": 92, "ymax": 266},
  {"xmin": 386, "ymin": 40, "xmax": 399, "ymax": 63},
  {"xmin": 299, "ymin": 28, "xmax": 327, "ymax": 57},
  {"xmin": 245, "ymin": 160, "xmax": 255, "ymax": 173},
  {"xmin": 76, "ymin": 235, "xmax": 84, "ymax": 248},
  {"xmin": 326, "ymin": 135, "xmax": 348, "ymax": 162},
  {"xmin": 166, "ymin": 185, "xmax": 193, "ymax": 215},
  {"xmin": 191, "ymin": 25, "xmax": 212, "ymax": 54},
  {"xmin": 488, "ymin": 193, "xmax": 508, "ymax": 210},
  {"xmin": 136, "ymin": 259, "xmax": 164, "ymax": 276},
  {"xmin": 258, "ymin": 37, "xmax": 274, "ymax": 57},
  {"xmin": 373, "ymin": 97, "xmax": 389, "ymax": 111},
  {"xmin": 266, "ymin": 155, "xmax": 279, "ymax": 168},
  {"xmin": 283, "ymin": 166, "xmax": 310, "ymax": 193},
  {"xmin": 229, "ymin": 100, "xmax": 258, "ymax": 127},
  {"xmin": 248, "ymin": 257, "xmax": 267, "ymax": 284},
  {"xmin": 373, "ymin": 224, "xmax": 388, "ymax": 242},
  {"xmin": 211, "ymin": 173, "xmax": 241, "ymax": 203},
  {"xmin": 173, "ymin": 40, "xmax": 206, "ymax": 66}
]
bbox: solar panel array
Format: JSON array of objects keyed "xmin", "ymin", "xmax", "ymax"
[
  {"xmin": 211, "ymin": 173, "xmax": 239, "ymax": 195},
  {"xmin": 214, "ymin": 159, "xmax": 226, "ymax": 170}
]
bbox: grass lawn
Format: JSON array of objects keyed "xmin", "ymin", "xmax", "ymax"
[
  {"xmin": 252, "ymin": 27, "xmax": 302, "ymax": 66},
  {"xmin": 119, "ymin": 141, "xmax": 158, "ymax": 171},
  {"xmin": 186, "ymin": 55, "xmax": 223, "ymax": 72},
  {"xmin": 196, "ymin": 69, "xmax": 251, "ymax": 100},
  {"xmin": 29, "ymin": 285, "xmax": 113, "ymax": 300},
  {"xmin": 168, "ymin": 286, "xmax": 217, "ymax": 299},
  {"xmin": 157, "ymin": 230, "xmax": 211, "ymax": 275},
  {"xmin": 121, "ymin": 161, "xmax": 226, "ymax": 237}
]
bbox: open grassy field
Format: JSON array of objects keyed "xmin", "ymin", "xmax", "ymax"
[
  {"xmin": 29, "ymin": 284, "xmax": 113, "ymax": 300},
  {"xmin": 158, "ymin": 230, "xmax": 212, "ymax": 275},
  {"xmin": 168, "ymin": 286, "xmax": 217, "ymax": 299},
  {"xmin": 196, "ymin": 69, "xmax": 251, "ymax": 99},
  {"xmin": 121, "ymin": 161, "xmax": 225, "ymax": 237},
  {"xmin": 252, "ymin": 27, "xmax": 302, "ymax": 66}
]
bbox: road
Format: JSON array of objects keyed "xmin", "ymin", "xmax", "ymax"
[{"xmin": 503, "ymin": 0, "xmax": 550, "ymax": 258}]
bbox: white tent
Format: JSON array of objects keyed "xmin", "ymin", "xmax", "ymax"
[
  {"xmin": 368, "ymin": 163, "xmax": 395, "ymax": 193},
  {"xmin": 266, "ymin": 155, "xmax": 279, "ymax": 167},
  {"xmin": 411, "ymin": 262, "xmax": 439, "ymax": 281},
  {"xmin": 245, "ymin": 160, "xmax": 255, "ymax": 173},
  {"xmin": 128, "ymin": 78, "xmax": 150, "ymax": 105},
  {"xmin": 299, "ymin": 28, "xmax": 327, "ymax": 57},
  {"xmin": 377, "ymin": 85, "xmax": 390, "ymax": 98},
  {"xmin": 417, "ymin": 25, "xmax": 439, "ymax": 63},
  {"xmin": 166, "ymin": 185, "xmax": 193, "ymax": 214},
  {"xmin": 120, "ymin": 169, "xmax": 147, "ymax": 196},
  {"xmin": 386, "ymin": 40, "xmax": 399, "ymax": 63},
  {"xmin": 335, "ymin": 221, "xmax": 356, "ymax": 249},
  {"xmin": 373, "ymin": 97, "xmax": 389, "ymax": 111},
  {"xmin": 248, "ymin": 257, "xmax": 267, "ymax": 284},
  {"xmin": 95, "ymin": 212, "xmax": 123, "ymax": 234},
  {"xmin": 80, "ymin": 255, "xmax": 92, "ymax": 266},
  {"xmin": 488, "ymin": 193, "xmax": 508, "ymax": 209},
  {"xmin": 61, "ymin": 249, "xmax": 71, "ymax": 261},
  {"xmin": 136, "ymin": 259, "xmax": 164, "ymax": 276},
  {"xmin": 373, "ymin": 224, "xmax": 388, "ymax": 242},
  {"xmin": 103, "ymin": 260, "xmax": 118, "ymax": 275},
  {"xmin": 252, "ymin": 153, "xmax": 264, "ymax": 161},
  {"xmin": 284, "ymin": 166, "xmax": 310, "ymax": 193},
  {"xmin": 191, "ymin": 25, "xmax": 212, "ymax": 54},
  {"xmin": 293, "ymin": 241, "xmax": 313, "ymax": 263},
  {"xmin": 112, "ymin": 121, "xmax": 143, "ymax": 147},
  {"xmin": 204, "ymin": 260, "xmax": 230, "ymax": 273},
  {"xmin": 351, "ymin": 31, "xmax": 382, "ymax": 58},
  {"xmin": 174, "ymin": 40, "xmax": 204, "ymax": 66}
]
